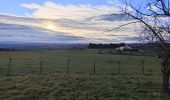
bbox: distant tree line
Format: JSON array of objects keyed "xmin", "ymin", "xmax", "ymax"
[
  {"xmin": 0, "ymin": 48, "xmax": 17, "ymax": 51},
  {"xmin": 88, "ymin": 43, "xmax": 126, "ymax": 49}
]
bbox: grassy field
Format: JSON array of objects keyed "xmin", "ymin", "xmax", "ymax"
[
  {"xmin": 0, "ymin": 49, "xmax": 161, "ymax": 75},
  {"xmin": 0, "ymin": 49, "xmax": 169, "ymax": 100}
]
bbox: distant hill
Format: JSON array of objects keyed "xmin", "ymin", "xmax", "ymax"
[
  {"xmin": 0, "ymin": 43, "xmax": 88, "ymax": 51},
  {"xmin": 0, "ymin": 43, "xmax": 150, "ymax": 51}
]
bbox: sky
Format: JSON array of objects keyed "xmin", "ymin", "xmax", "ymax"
[
  {"xmin": 0, "ymin": 0, "xmax": 122, "ymax": 15},
  {"xmin": 0, "ymin": 0, "xmax": 140, "ymax": 43}
]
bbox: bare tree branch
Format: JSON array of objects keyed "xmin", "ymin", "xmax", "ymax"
[{"xmin": 105, "ymin": 21, "xmax": 140, "ymax": 32}]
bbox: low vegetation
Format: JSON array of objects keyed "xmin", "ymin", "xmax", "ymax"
[{"xmin": 0, "ymin": 49, "xmax": 169, "ymax": 100}]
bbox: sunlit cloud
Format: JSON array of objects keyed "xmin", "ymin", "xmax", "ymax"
[
  {"xmin": 0, "ymin": 1, "xmax": 139, "ymax": 43},
  {"xmin": 21, "ymin": 1, "xmax": 120, "ymax": 20},
  {"xmin": 21, "ymin": 3, "xmax": 40, "ymax": 9}
]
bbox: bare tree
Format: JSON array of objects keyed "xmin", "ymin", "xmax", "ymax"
[{"xmin": 117, "ymin": 0, "xmax": 170, "ymax": 93}]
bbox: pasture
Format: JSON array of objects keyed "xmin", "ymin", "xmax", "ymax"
[
  {"xmin": 0, "ymin": 49, "xmax": 161, "ymax": 75},
  {"xmin": 0, "ymin": 49, "xmax": 169, "ymax": 100}
]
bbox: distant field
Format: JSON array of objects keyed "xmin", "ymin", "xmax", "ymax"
[
  {"xmin": 0, "ymin": 49, "xmax": 168, "ymax": 100},
  {"xmin": 0, "ymin": 49, "xmax": 161, "ymax": 75}
]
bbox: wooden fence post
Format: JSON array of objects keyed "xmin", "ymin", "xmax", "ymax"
[
  {"xmin": 7, "ymin": 57, "xmax": 12, "ymax": 76},
  {"xmin": 118, "ymin": 61, "xmax": 121, "ymax": 75},
  {"xmin": 66, "ymin": 58, "xmax": 70, "ymax": 75},
  {"xmin": 94, "ymin": 62, "xmax": 96, "ymax": 76},
  {"xmin": 39, "ymin": 60, "xmax": 43, "ymax": 75}
]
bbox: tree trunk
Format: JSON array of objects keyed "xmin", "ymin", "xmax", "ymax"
[
  {"xmin": 161, "ymin": 58, "xmax": 170, "ymax": 94},
  {"xmin": 162, "ymin": 73, "xmax": 170, "ymax": 93}
]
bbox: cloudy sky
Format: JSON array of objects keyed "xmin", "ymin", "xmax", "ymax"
[{"xmin": 0, "ymin": 0, "xmax": 140, "ymax": 43}]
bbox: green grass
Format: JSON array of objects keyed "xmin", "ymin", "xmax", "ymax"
[
  {"xmin": 0, "ymin": 49, "xmax": 161, "ymax": 75},
  {"xmin": 0, "ymin": 49, "xmax": 168, "ymax": 100},
  {"xmin": 1, "ymin": 74, "xmax": 170, "ymax": 100}
]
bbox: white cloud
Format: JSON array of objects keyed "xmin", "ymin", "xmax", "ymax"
[
  {"xmin": 21, "ymin": 3, "xmax": 40, "ymax": 9},
  {"xmin": 0, "ymin": 1, "xmax": 139, "ymax": 43},
  {"xmin": 107, "ymin": 0, "xmax": 122, "ymax": 5},
  {"xmin": 21, "ymin": 1, "xmax": 119, "ymax": 20}
]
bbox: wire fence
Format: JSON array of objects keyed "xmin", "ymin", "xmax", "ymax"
[{"xmin": 0, "ymin": 57, "xmax": 161, "ymax": 76}]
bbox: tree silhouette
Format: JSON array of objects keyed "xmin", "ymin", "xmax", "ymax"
[{"xmin": 117, "ymin": 0, "xmax": 170, "ymax": 93}]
